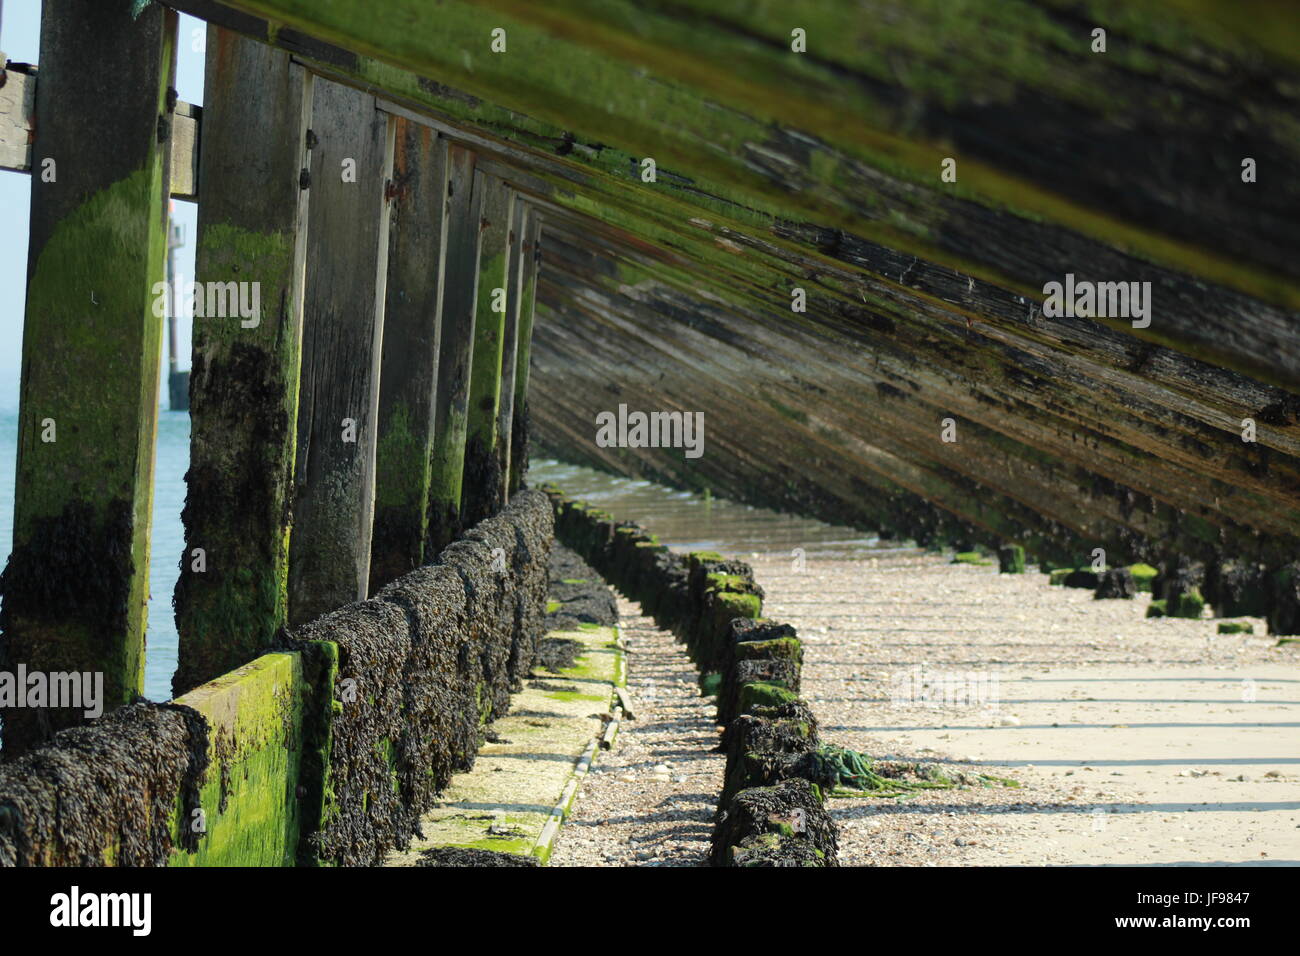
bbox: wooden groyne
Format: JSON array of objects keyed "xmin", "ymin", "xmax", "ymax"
[
  {"xmin": 0, "ymin": 0, "xmax": 1297, "ymax": 869},
  {"xmin": 0, "ymin": 491, "xmax": 551, "ymax": 866}
]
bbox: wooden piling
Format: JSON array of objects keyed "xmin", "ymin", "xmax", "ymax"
[
  {"xmin": 507, "ymin": 212, "xmax": 542, "ymax": 495},
  {"xmin": 288, "ymin": 80, "xmax": 394, "ymax": 624},
  {"xmin": 0, "ymin": 1, "xmax": 176, "ymax": 754},
  {"xmin": 368, "ymin": 122, "xmax": 449, "ymax": 593},
  {"xmin": 425, "ymin": 144, "xmax": 483, "ymax": 553},
  {"xmin": 172, "ymin": 32, "xmax": 314, "ymax": 695},
  {"xmin": 460, "ymin": 174, "xmax": 515, "ymax": 527},
  {"xmin": 496, "ymin": 196, "xmax": 528, "ymax": 505}
]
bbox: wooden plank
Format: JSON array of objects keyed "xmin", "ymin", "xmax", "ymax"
[
  {"xmin": 0, "ymin": 1, "xmax": 177, "ymax": 755},
  {"xmin": 0, "ymin": 63, "xmax": 34, "ymax": 173},
  {"xmin": 461, "ymin": 173, "xmax": 514, "ymax": 527},
  {"xmin": 496, "ymin": 195, "xmax": 528, "ymax": 504},
  {"xmin": 426, "ymin": 143, "xmax": 483, "ymax": 553},
  {"xmin": 288, "ymin": 78, "xmax": 394, "ymax": 624},
  {"xmin": 168, "ymin": 101, "xmax": 201, "ymax": 200},
  {"xmin": 507, "ymin": 211, "xmax": 542, "ymax": 495},
  {"xmin": 172, "ymin": 30, "xmax": 313, "ymax": 695},
  {"xmin": 0, "ymin": 65, "xmax": 200, "ymax": 200},
  {"xmin": 368, "ymin": 121, "xmax": 449, "ymax": 593}
]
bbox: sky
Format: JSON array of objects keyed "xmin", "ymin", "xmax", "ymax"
[{"xmin": 1, "ymin": 0, "xmax": 209, "ymax": 413}]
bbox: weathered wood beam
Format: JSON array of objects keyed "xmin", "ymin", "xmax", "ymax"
[
  {"xmin": 496, "ymin": 194, "xmax": 528, "ymax": 503},
  {"xmin": 173, "ymin": 31, "xmax": 313, "ymax": 695},
  {"xmin": 0, "ymin": 1, "xmax": 176, "ymax": 755},
  {"xmin": 426, "ymin": 143, "xmax": 483, "ymax": 553},
  {"xmin": 460, "ymin": 173, "xmax": 515, "ymax": 527},
  {"xmin": 508, "ymin": 210, "xmax": 542, "ymax": 496},
  {"xmin": 369, "ymin": 121, "xmax": 449, "ymax": 593},
  {"xmin": 160, "ymin": 0, "xmax": 1300, "ymax": 391},
  {"xmin": 0, "ymin": 64, "xmax": 201, "ymax": 200},
  {"xmin": 529, "ymin": 292, "xmax": 1039, "ymax": 554},
  {"xmin": 530, "ymin": 182, "xmax": 1300, "ymax": 521},
  {"xmin": 535, "ymin": 226, "xmax": 1300, "ymax": 565},
  {"xmin": 288, "ymin": 79, "xmax": 394, "ymax": 624},
  {"xmin": 541, "ymin": 209, "xmax": 1300, "ymax": 521}
]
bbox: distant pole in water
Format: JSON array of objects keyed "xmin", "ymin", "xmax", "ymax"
[{"xmin": 166, "ymin": 207, "xmax": 190, "ymax": 411}]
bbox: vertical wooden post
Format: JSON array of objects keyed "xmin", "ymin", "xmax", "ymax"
[
  {"xmin": 425, "ymin": 144, "xmax": 483, "ymax": 554},
  {"xmin": 460, "ymin": 174, "xmax": 514, "ymax": 527},
  {"xmin": 507, "ymin": 212, "xmax": 542, "ymax": 495},
  {"xmin": 368, "ymin": 121, "xmax": 449, "ymax": 593},
  {"xmin": 0, "ymin": 1, "xmax": 176, "ymax": 755},
  {"xmin": 288, "ymin": 79, "xmax": 394, "ymax": 625},
  {"xmin": 171, "ymin": 32, "xmax": 313, "ymax": 695},
  {"xmin": 496, "ymin": 196, "xmax": 528, "ymax": 506}
]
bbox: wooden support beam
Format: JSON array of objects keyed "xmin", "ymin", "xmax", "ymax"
[
  {"xmin": 496, "ymin": 195, "xmax": 528, "ymax": 503},
  {"xmin": 288, "ymin": 79, "xmax": 394, "ymax": 624},
  {"xmin": 425, "ymin": 143, "xmax": 483, "ymax": 553},
  {"xmin": 508, "ymin": 211, "xmax": 542, "ymax": 496},
  {"xmin": 368, "ymin": 121, "xmax": 449, "ymax": 593},
  {"xmin": 159, "ymin": 0, "xmax": 1300, "ymax": 392},
  {"xmin": 461, "ymin": 174, "xmax": 515, "ymax": 527},
  {"xmin": 172, "ymin": 30, "xmax": 313, "ymax": 695},
  {"xmin": 0, "ymin": 1, "xmax": 177, "ymax": 755}
]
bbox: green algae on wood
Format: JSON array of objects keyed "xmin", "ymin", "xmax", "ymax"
[
  {"xmin": 427, "ymin": 144, "xmax": 483, "ymax": 552},
  {"xmin": 461, "ymin": 173, "xmax": 515, "ymax": 527},
  {"xmin": 169, "ymin": 652, "xmax": 311, "ymax": 867},
  {"xmin": 0, "ymin": 0, "xmax": 176, "ymax": 754},
  {"xmin": 370, "ymin": 123, "xmax": 450, "ymax": 593},
  {"xmin": 174, "ymin": 34, "xmax": 313, "ymax": 695}
]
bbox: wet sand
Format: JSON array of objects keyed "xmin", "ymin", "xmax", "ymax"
[{"xmin": 754, "ymin": 553, "xmax": 1300, "ymax": 866}]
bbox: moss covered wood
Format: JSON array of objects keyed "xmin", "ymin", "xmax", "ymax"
[
  {"xmin": 461, "ymin": 174, "xmax": 516, "ymax": 527},
  {"xmin": 508, "ymin": 211, "xmax": 542, "ymax": 495},
  {"xmin": 369, "ymin": 123, "xmax": 450, "ymax": 593},
  {"xmin": 173, "ymin": 31, "xmax": 314, "ymax": 696},
  {"xmin": 496, "ymin": 195, "xmax": 529, "ymax": 503},
  {"xmin": 0, "ymin": 1, "xmax": 177, "ymax": 755},
  {"xmin": 165, "ymin": 0, "xmax": 1300, "ymax": 391},
  {"xmin": 287, "ymin": 80, "xmax": 395, "ymax": 624},
  {"xmin": 149, "ymin": 3, "xmax": 1300, "ymax": 586},
  {"xmin": 426, "ymin": 143, "xmax": 484, "ymax": 552}
]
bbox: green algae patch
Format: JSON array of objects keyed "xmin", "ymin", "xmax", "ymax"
[
  {"xmin": 169, "ymin": 652, "xmax": 310, "ymax": 867},
  {"xmin": 739, "ymin": 681, "xmax": 799, "ymax": 713},
  {"xmin": 1049, "ymin": 568, "xmax": 1073, "ymax": 586},
  {"xmin": 714, "ymin": 591, "xmax": 762, "ymax": 620},
  {"xmin": 1169, "ymin": 588, "xmax": 1206, "ymax": 619},
  {"xmin": 689, "ymin": 550, "xmax": 725, "ymax": 564},
  {"xmin": 384, "ymin": 625, "xmax": 622, "ymax": 867},
  {"xmin": 1146, "ymin": 599, "xmax": 1168, "ymax": 618},
  {"xmin": 953, "ymin": 551, "xmax": 992, "ymax": 566},
  {"xmin": 1217, "ymin": 621, "xmax": 1254, "ymax": 635},
  {"xmin": 699, "ymin": 671, "xmax": 723, "ymax": 697},
  {"xmin": 1127, "ymin": 563, "xmax": 1159, "ymax": 592}
]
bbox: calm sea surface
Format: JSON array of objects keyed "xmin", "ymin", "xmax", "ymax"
[{"xmin": 0, "ymin": 415, "xmax": 894, "ymax": 702}]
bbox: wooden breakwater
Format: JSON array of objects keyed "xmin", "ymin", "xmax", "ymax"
[
  {"xmin": 545, "ymin": 487, "xmax": 839, "ymax": 867},
  {"xmin": 1, "ymin": 0, "xmax": 1298, "ymax": 865},
  {"xmin": 0, "ymin": 491, "xmax": 551, "ymax": 867}
]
